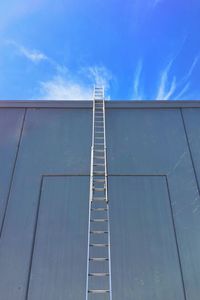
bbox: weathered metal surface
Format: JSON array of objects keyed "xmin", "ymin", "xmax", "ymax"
[
  {"xmin": 0, "ymin": 108, "xmax": 25, "ymax": 233},
  {"xmin": 0, "ymin": 108, "xmax": 91, "ymax": 300},
  {"xmin": 109, "ymin": 176, "xmax": 185, "ymax": 300},
  {"xmin": 27, "ymin": 176, "xmax": 89, "ymax": 300},
  {"xmin": 106, "ymin": 108, "xmax": 200, "ymax": 300},
  {"xmin": 182, "ymin": 108, "xmax": 200, "ymax": 187},
  {"xmin": 0, "ymin": 102, "xmax": 199, "ymax": 300}
]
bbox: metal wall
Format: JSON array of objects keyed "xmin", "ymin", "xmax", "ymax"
[{"xmin": 0, "ymin": 103, "xmax": 200, "ymax": 300}]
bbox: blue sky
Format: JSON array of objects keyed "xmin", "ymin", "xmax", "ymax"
[{"xmin": 0, "ymin": 0, "xmax": 200, "ymax": 100}]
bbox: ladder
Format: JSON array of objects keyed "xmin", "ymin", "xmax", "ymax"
[{"xmin": 86, "ymin": 86, "xmax": 112, "ymax": 299}]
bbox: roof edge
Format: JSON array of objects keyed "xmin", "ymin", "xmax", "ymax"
[{"xmin": 0, "ymin": 100, "xmax": 200, "ymax": 108}]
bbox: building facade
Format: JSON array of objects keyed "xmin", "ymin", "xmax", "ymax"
[{"xmin": 0, "ymin": 100, "xmax": 200, "ymax": 299}]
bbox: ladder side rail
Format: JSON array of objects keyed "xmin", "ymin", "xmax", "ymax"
[
  {"xmin": 86, "ymin": 95, "xmax": 95, "ymax": 300},
  {"xmin": 103, "ymin": 89, "xmax": 113, "ymax": 300}
]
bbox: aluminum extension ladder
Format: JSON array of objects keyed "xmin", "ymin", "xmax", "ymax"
[{"xmin": 86, "ymin": 86, "xmax": 112, "ymax": 299}]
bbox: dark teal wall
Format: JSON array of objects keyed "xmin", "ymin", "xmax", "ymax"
[{"xmin": 0, "ymin": 104, "xmax": 200, "ymax": 300}]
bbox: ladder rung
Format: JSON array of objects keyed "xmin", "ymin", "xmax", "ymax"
[
  {"xmin": 89, "ymin": 273, "xmax": 109, "ymax": 276},
  {"xmin": 88, "ymin": 290, "xmax": 109, "ymax": 294},
  {"xmin": 93, "ymin": 178, "xmax": 105, "ymax": 181},
  {"xmin": 91, "ymin": 219, "xmax": 108, "ymax": 222},
  {"xmin": 93, "ymin": 187, "xmax": 106, "ymax": 192},
  {"xmin": 93, "ymin": 188, "xmax": 105, "ymax": 192},
  {"xmin": 94, "ymin": 157, "xmax": 104, "ymax": 161},
  {"xmin": 93, "ymin": 172, "xmax": 105, "ymax": 175},
  {"xmin": 93, "ymin": 163, "xmax": 105, "ymax": 166},
  {"xmin": 90, "ymin": 244, "xmax": 108, "ymax": 247},
  {"xmin": 93, "ymin": 197, "xmax": 106, "ymax": 201},
  {"xmin": 94, "ymin": 149, "xmax": 104, "ymax": 152},
  {"xmin": 89, "ymin": 257, "xmax": 108, "ymax": 261},
  {"xmin": 91, "ymin": 208, "xmax": 107, "ymax": 211},
  {"xmin": 90, "ymin": 230, "xmax": 108, "ymax": 234}
]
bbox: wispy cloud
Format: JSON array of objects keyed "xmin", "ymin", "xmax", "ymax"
[
  {"xmin": 174, "ymin": 82, "xmax": 190, "ymax": 100},
  {"xmin": 133, "ymin": 60, "xmax": 143, "ymax": 100},
  {"xmin": 38, "ymin": 65, "xmax": 113, "ymax": 100},
  {"xmin": 6, "ymin": 40, "xmax": 112, "ymax": 100},
  {"xmin": 132, "ymin": 55, "xmax": 199, "ymax": 100},
  {"xmin": 6, "ymin": 40, "xmax": 113, "ymax": 100},
  {"xmin": 6, "ymin": 40, "xmax": 48, "ymax": 63},
  {"xmin": 37, "ymin": 65, "xmax": 112, "ymax": 100},
  {"xmin": 6, "ymin": 40, "xmax": 68, "ymax": 74},
  {"xmin": 82, "ymin": 65, "xmax": 113, "ymax": 92},
  {"xmin": 156, "ymin": 59, "xmax": 176, "ymax": 100},
  {"xmin": 183, "ymin": 55, "xmax": 199, "ymax": 82},
  {"xmin": 38, "ymin": 75, "xmax": 93, "ymax": 100},
  {"xmin": 156, "ymin": 57, "xmax": 199, "ymax": 100},
  {"xmin": 19, "ymin": 46, "xmax": 47, "ymax": 63}
]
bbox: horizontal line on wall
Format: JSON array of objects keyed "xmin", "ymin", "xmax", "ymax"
[{"xmin": 0, "ymin": 101, "xmax": 200, "ymax": 109}]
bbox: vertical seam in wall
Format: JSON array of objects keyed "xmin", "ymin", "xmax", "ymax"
[
  {"xmin": 165, "ymin": 175, "xmax": 187, "ymax": 300},
  {"xmin": 0, "ymin": 108, "xmax": 27, "ymax": 238},
  {"xmin": 180, "ymin": 108, "xmax": 200, "ymax": 195},
  {"xmin": 25, "ymin": 175, "xmax": 44, "ymax": 300}
]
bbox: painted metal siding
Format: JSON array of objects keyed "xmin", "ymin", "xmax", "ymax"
[{"xmin": 0, "ymin": 102, "xmax": 199, "ymax": 300}]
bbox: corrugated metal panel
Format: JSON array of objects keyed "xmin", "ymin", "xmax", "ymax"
[
  {"xmin": 107, "ymin": 108, "xmax": 200, "ymax": 300},
  {"xmin": 0, "ymin": 102, "xmax": 199, "ymax": 300},
  {"xmin": 0, "ymin": 108, "xmax": 91, "ymax": 300},
  {"xmin": 182, "ymin": 108, "xmax": 200, "ymax": 186},
  {"xmin": 27, "ymin": 176, "xmax": 89, "ymax": 300},
  {"xmin": 0, "ymin": 108, "xmax": 25, "ymax": 232},
  {"xmin": 109, "ymin": 176, "xmax": 185, "ymax": 300}
]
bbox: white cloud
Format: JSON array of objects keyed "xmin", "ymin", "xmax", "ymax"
[
  {"xmin": 38, "ymin": 76, "xmax": 93, "ymax": 100},
  {"xmin": 7, "ymin": 40, "xmax": 113, "ymax": 100},
  {"xmin": 19, "ymin": 47, "xmax": 47, "ymax": 63},
  {"xmin": 183, "ymin": 55, "xmax": 199, "ymax": 82},
  {"xmin": 83, "ymin": 65, "xmax": 113, "ymax": 92},
  {"xmin": 7, "ymin": 39, "xmax": 69, "ymax": 73},
  {"xmin": 156, "ymin": 60, "xmax": 174, "ymax": 100},
  {"xmin": 38, "ymin": 65, "xmax": 113, "ymax": 101},
  {"xmin": 6, "ymin": 40, "xmax": 48, "ymax": 63},
  {"xmin": 133, "ymin": 60, "xmax": 143, "ymax": 100},
  {"xmin": 162, "ymin": 76, "xmax": 177, "ymax": 100},
  {"xmin": 174, "ymin": 82, "xmax": 190, "ymax": 100},
  {"xmin": 132, "ymin": 55, "xmax": 199, "ymax": 100},
  {"xmin": 37, "ymin": 65, "xmax": 113, "ymax": 100}
]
